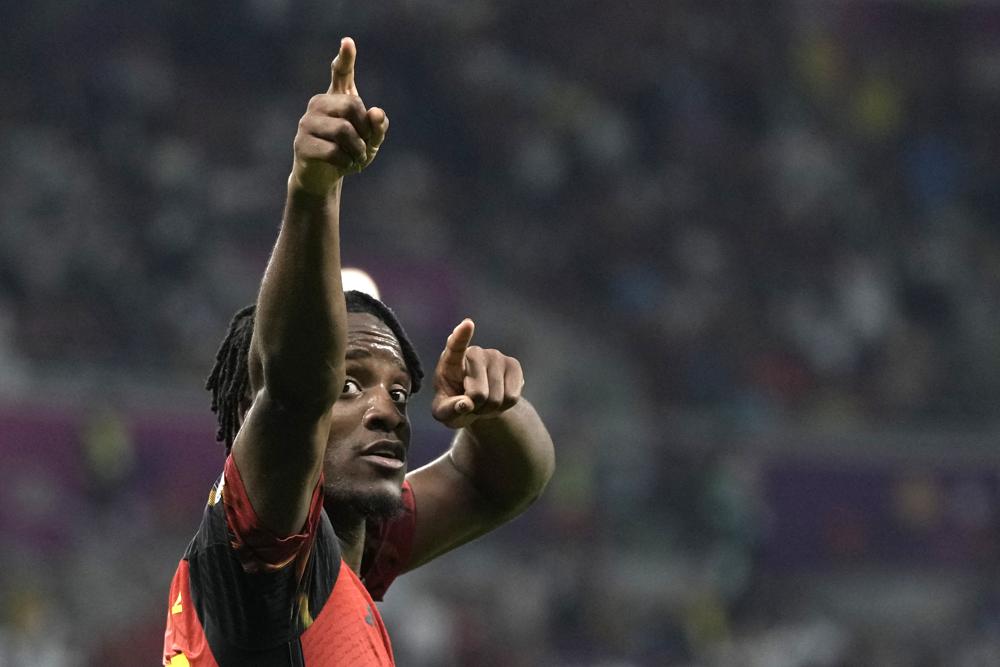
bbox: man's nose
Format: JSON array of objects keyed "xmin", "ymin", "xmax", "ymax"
[{"xmin": 362, "ymin": 388, "xmax": 404, "ymax": 431}]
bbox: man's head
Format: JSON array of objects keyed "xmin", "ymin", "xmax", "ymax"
[{"xmin": 206, "ymin": 291, "xmax": 424, "ymax": 519}]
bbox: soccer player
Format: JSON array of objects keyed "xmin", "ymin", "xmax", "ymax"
[{"xmin": 162, "ymin": 38, "xmax": 555, "ymax": 666}]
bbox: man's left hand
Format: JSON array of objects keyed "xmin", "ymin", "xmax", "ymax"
[{"xmin": 431, "ymin": 319, "xmax": 524, "ymax": 429}]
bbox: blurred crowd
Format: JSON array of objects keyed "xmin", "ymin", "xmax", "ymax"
[{"xmin": 1, "ymin": 1, "xmax": 999, "ymax": 665}]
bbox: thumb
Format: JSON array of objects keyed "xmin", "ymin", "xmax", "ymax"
[{"xmin": 432, "ymin": 394, "xmax": 474, "ymax": 422}]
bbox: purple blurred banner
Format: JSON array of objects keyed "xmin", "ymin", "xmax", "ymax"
[
  {"xmin": 0, "ymin": 404, "xmax": 85, "ymax": 551},
  {"xmin": 0, "ymin": 402, "xmax": 218, "ymax": 552},
  {"xmin": 763, "ymin": 459, "xmax": 999, "ymax": 570}
]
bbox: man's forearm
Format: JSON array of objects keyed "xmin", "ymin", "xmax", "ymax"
[
  {"xmin": 227, "ymin": 39, "xmax": 388, "ymax": 537},
  {"xmin": 450, "ymin": 399, "xmax": 555, "ymax": 518},
  {"xmin": 251, "ymin": 180, "xmax": 347, "ymax": 413}
]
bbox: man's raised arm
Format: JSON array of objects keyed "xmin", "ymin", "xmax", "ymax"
[
  {"xmin": 405, "ymin": 319, "xmax": 555, "ymax": 569},
  {"xmin": 233, "ymin": 38, "xmax": 389, "ymax": 536}
]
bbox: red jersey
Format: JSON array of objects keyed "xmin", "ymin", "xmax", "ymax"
[{"xmin": 163, "ymin": 455, "xmax": 416, "ymax": 666}]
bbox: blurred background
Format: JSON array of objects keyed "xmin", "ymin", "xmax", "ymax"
[{"xmin": 1, "ymin": 0, "xmax": 999, "ymax": 665}]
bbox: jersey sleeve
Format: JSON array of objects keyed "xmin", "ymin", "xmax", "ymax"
[
  {"xmin": 222, "ymin": 453, "xmax": 324, "ymax": 575},
  {"xmin": 360, "ymin": 479, "xmax": 417, "ymax": 601},
  {"xmin": 174, "ymin": 455, "xmax": 339, "ymax": 659}
]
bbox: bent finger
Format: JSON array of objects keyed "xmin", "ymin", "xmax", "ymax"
[
  {"xmin": 308, "ymin": 95, "xmax": 369, "ymax": 138},
  {"xmin": 294, "ymin": 136, "xmax": 356, "ymax": 170},
  {"xmin": 480, "ymin": 356, "xmax": 505, "ymax": 414},
  {"xmin": 301, "ymin": 116, "xmax": 367, "ymax": 162},
  {"xmin": 462, "ymin": 351, "xmax": 489, "ymax": 409},
  {"xmin": 500, "ymin": 359, "xmax": 524, "ymax": 411},
  {"xmin": 366, "ymin": 107, "xmax": 389, "ymax": 149}
]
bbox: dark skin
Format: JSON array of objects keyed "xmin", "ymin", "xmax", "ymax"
[
  {"xmin": 235, "ymin": 38, "xmax": 554, "ymax": 574},
  {"xmin": 319, "ymin": 312, "xmax": 412, "ymax": 560}
]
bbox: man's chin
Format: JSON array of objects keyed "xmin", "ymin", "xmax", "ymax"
[{"xmin": 323, "ymin": 482, "xmax": 404, "ymax": 523}]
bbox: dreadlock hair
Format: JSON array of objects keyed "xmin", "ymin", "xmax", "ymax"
[
  {"xmin": 205, "ymin": 291, "xmax": 424, "ymax": 452},
  {"xmin": 205, "ymin": 304, "xmax": 256, "ymax": 452}
]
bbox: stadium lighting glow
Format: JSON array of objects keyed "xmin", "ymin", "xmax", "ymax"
[{"xmin": 341, "ymin": 267, "xmax": 380, "ymax": 299}]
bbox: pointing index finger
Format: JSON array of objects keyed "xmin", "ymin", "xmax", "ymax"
[
  {"xmin": 329, "ymin": 37, "xmax": 357, "ymax": 95},
  {"xmin": 440, "ymin": 319, "xmax": 475, "ymax": 370}
]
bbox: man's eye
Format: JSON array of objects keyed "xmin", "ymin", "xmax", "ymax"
[
  {"xmin": 342, "ymin": 379, "xmax": 362, "ymax": 395},
  {"xmin": 390, "ymin": 389, "xmax": 409, "ymax": 405}
]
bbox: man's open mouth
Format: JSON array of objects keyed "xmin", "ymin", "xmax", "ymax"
[{"xmin": 359, "ymin": 439, "xmax": 406, "ymax": 469}]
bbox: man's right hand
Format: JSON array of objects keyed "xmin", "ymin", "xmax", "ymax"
[{"xmin": 289, "ymin": 37, "xmax": 389, "ymax": 196}]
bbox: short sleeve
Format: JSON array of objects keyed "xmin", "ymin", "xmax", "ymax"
[
  {"xmin": 222, "ymin": 454, "xmax": 324, "ymax": 575},
  {"xmin": 178, "ymin": 455, "xmax": 341, "ymax": 658},
  {"xmin": 360, "ymin": 480, "xmax": 417, "ymax": 600}
]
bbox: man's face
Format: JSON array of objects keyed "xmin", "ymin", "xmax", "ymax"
[{"xmin": 322, "ymin": 311, "xmax": 412, "ymax": 520}]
